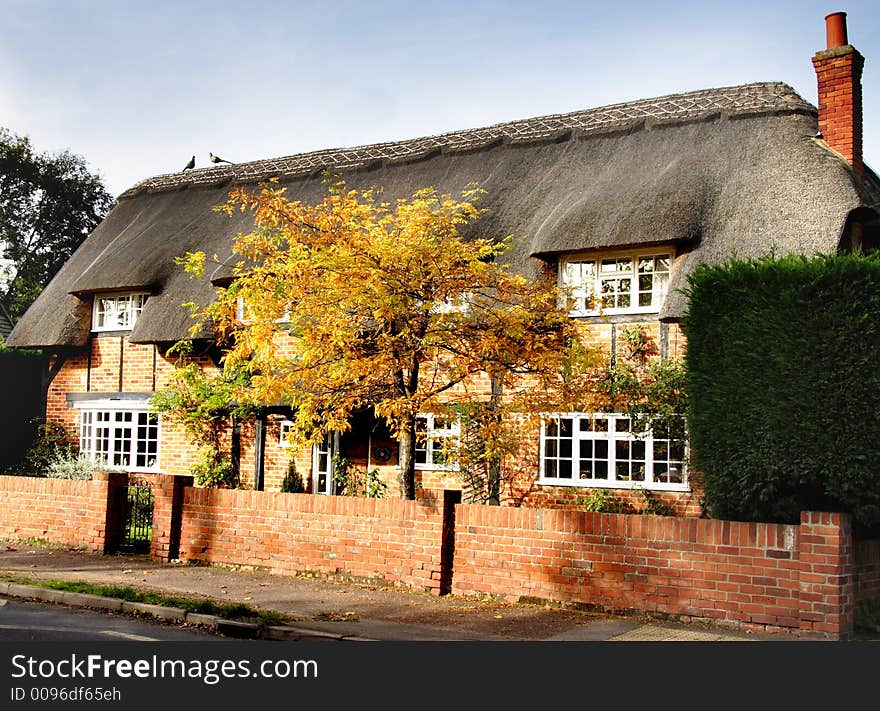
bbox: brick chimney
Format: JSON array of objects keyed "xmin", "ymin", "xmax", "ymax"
[{"xmin": 812, "ymin": 11, "xmax": 864, "ymax": 178}]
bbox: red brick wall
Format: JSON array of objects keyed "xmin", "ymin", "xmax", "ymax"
[
  {"xmin": 1, "ymin": 469, "xmax": 872, "ymax": 637},
  {"xmin": 452, "ymin": 505, "xmax": 857, "ymax": 638},
  {"xmin": 813, "ymin": 45, "xmax": 864, "ymax": 176},
  {"xmin": 178, "ymin": 488, "xmax": 446, "ymax": 591},
  {"xmin": 0, "ymin": 472, "xmax": 125, "ymax": 553}
]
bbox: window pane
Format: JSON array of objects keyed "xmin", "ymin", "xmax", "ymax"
[
  {"xmin": 595, "ymin": 440, "xmax": 608, "ymax": 459},
  {"xmin": 558, "ymin": 460, "xmax": 572, "ymax": 479},
  {"xmin": 654, "ymin": 440, "xmax": 669, "ymax": 461},
  {"xmin": 559, "ymin": 439, "xmax": 572, "ymax": 458},
  {"xmin": 594, "ymin": 461, "xmax": 608, "ymax": 479},
  {"xmin": 631, "ymin": 440, "xmax": 645, "ymax": 461},
  {"xmin": 671, "ymin": 441, "xmax": 685, "ymax": 461},
  {"xmin": 545, "ymin": 460, "xmax": 557, "ymax": 478}
]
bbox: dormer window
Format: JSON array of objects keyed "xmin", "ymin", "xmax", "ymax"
[
  {"xmin": 92, "ymin": 292, "xmax": 148, "ymax": 332},
  {"xmin": 560, "ymin": 250, "xmax": 671, "ymax": 316}
]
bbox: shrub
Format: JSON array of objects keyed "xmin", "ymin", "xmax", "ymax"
[
  {"xmin": 190, "ymin": 447, "xmax": 238, "ymax": 488},
  {"xmin": 576, "ymin": 488, "xmax": 635, "ymax": 514},
  {"xmin": 45, "ymin": 452, "xmax": 99, "ymax": 480},
  {"xmin": 9, "ymin": 420, "xmax": 76, "ymax": 476},
  {"xmin": 280, "ymin": 460, "xmax": 305, "ymax": 493},
  {"xmin": 682, "ymin": 252, "xmax": 880, "ymax": 532}
]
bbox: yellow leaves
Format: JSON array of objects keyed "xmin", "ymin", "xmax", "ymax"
[
  {"xmin": 176, "ymin": 175, "xmax": 605, "ymax": 445},
  {"xmin": 176, "ymin": 250, "xmax": 207, "ymax": 278}
]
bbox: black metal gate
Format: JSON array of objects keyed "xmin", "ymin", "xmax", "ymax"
[{"xmin": 117, "ymin": 480, "xmax": 154, "ymax": 554}]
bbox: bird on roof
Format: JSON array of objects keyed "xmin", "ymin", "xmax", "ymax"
[
  {"xmin": 182, "ymin": 155, "xmax": 195, "ymax": 171},
  {"xmin": 209, "ymin": 152, "xmax": 232, "ymax": 164}
]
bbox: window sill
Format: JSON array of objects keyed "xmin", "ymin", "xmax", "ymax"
[{"xmin": 538, "ymin": 479, "xmax": 689, "ymax": 493}]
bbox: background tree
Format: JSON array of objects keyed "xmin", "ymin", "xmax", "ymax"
[
  {"xmin": 178, "ymin": 178, "xmax": 602, "ymax": 499},
  {"xmin": 0, "ymin": 128, "xmax": 114, "ymax": 319}
]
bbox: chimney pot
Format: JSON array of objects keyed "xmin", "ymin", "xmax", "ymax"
[{"xmin": 825, "ymin": 11, "xmax": 848, "ymax": 48}]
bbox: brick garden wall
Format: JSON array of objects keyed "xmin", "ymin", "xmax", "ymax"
[
  {"xmin": 1, "ymin": 470, "xmax": 877, "ymax": 638},
  {"xmin": 452, "ymin": 506, "xmax": 859, "ymax": 638},
  {"xmin": 0, "ymin": 472, "xmax": 126, "ymax": 553},
  {"xmin": 178, "ymin": 488, "xmax": 447, "ymax": 592}
]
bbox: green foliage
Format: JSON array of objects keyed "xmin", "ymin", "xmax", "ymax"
[
  {"xmin": 152, "ymin": 356, "xmax": 255, "ymax": 488},
  {"xmin": 598, "ymin": 325, "xmax": 688, "ymax": 441},
  {"xmin": 26, "ymin": 579, "xmax": 285, "ymax": 627},
  {"xmin": 331, "ymin": 454, "xmax": 386, "ymax": 498},
  {"xmin": 856, "ymin": 597, "xmax": 880, "ymax": 634},
  {"xmin": 576, "ymin": 488, "xmax": 635, "ymax": 514},
  {"xmin": 682, "ymin": 252, "xmax": 880, "ymax": 531},
  {"xmin": 45, "ymin": 452, "xmax": 100, "ymax": 480},
  {"xmin": 0, "ymin": 127, "xmax": 114, "ymax": 319},
  {"xmin": 450, "ymin": 399, "xmax": 520, "ymax": 504},
  {"xmin": 9, "ymin": 420, "xmax": 76, "ymax": 477},
  {"xmin": 635, "ymin": 487, "xmax": 677, "ymax": 516},
  {"xmin": 190, "ymin": 447, "xmax": 238, "ymax": 489},
  {"xmin": 280, "ymin": 459, "xmax": 305, "ymax": 493}
]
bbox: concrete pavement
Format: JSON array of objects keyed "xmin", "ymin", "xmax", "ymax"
[{"xmin": 0, "ymin": 542, "xmax": 787, "ymax": 642}]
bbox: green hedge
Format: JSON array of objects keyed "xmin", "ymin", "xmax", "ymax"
[{"xmin": 681, "ymin": 252, "xmax": 880, "ymax": 532}]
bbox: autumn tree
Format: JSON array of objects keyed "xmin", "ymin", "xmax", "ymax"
[
  {"xmin": 0, "ymin": 128, "xmax": 114, "ymax": 319},
  {"xmin": 177, "ymin": 178, "xmax": 602, "ymax": 499}
]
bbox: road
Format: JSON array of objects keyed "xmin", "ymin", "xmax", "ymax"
[{"xmin": 0, "ymin": 598, "xmax": 229, "ymax": 641}]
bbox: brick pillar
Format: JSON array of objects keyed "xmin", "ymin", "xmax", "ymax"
[
  {"xmin": 798, "ymin": 511, "xmax": 855, "ymax": 640},
  {"xmin": 94, "ymin": 470, "xmax": 130, "ymax": 554},
  {"xmin": 149, "ymin": 474, "xmax": 193, "ymax": 561},
  {"xmin": 812, "ymin": 13, "xmax": 864, "ymax": 177}
]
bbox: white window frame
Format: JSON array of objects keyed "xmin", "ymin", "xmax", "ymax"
[
  {"xmin": 539, "ymin": 413, "xmax": 688, "ymax": 492},
  {"xmin": 414, "ymin": 413, "xmax": 460, "ymax": 471},
  {"xmin": 91, "ymin": 292, "xmax": 148, "ymax": 332},
  {"xmin": 312, "ymin": 433, "xmax": 335, "ymax": 495},
  {"xmin": 279, "ymin": 419, "xmax": 294, "ymax": 447},
  {"xmin": 559, "ymin": 249, "xmax": 672, "ymax": 316},
  {"xmin": 75, "ymin": 400, "xmax": 161, "ymax": 473}
]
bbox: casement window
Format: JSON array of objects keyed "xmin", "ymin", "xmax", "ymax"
[
  {"xmin": 560, "ymin": 251, "xmax": 672, "ymax": 315},
  {"xmin": 415, "ymin": 414, "xmax": 460, "ymax": 470},
  {"xmin": 540, "ymin": 413, "xmax": 687, "ymax": 491},
  {"xmin": 92, "ymin": 292, "xmax": 148, "ymax": 332},
  {"xmin": 78, "ymin": 404, "xmax": 160, "ymax": 472},
  {"xmin": 279, "ymin": 419, "xmax": 294, "ymax": 447}
]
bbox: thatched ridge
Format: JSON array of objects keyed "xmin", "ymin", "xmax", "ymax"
[{"xmin": 7, "ymin": 81, "xmax": 880, "ymax": 348}]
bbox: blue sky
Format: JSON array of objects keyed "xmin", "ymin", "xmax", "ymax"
[{"xmin": 2, "ymin": 0, "xmax": 879, "ymax": 197}]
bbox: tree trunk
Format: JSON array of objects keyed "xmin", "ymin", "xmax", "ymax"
[
  {"xmin": 487, "ymin": 374, "xmax": 503, "ymax": 505},
  {"xmin": 399, "ymin": 412, "xmax": 417, "ymax": 500}
]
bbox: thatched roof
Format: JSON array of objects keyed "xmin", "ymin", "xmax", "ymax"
[{"xmin": 8, "ymin": 81, "xmax": 880, "ymax": 348}]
